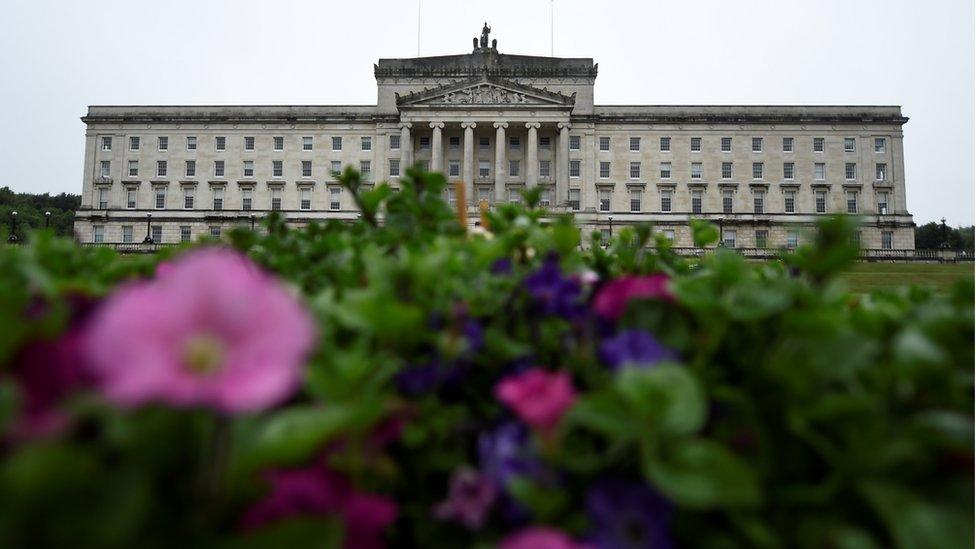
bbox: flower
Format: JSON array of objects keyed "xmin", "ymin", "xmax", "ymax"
[
  {"xmin": 592, "ymin": 275, "xmax": 672, "ymax": 320},
  {"xmin": 478, "ymin": 422, "xmax": 543, "ymax": 488},
  {"xmin": 84, "ymin": 248, "xmax": 316, "ymax": 413},
  {"xmin": 501, "ymin": 527, "xmax": 589, "ymax": 549},
  {"xmin": 433, "ymin": 466, "xmax": 498, "ymax": 529},
  {"xmin": 597, "ymin": 330, "xmax": 676, "ymax": 371},
  {"xmin": 495, "ymin": 368, "xmax": 577, "ymax": 433},
  {"xmin": 524, "ymin": 257, "xmax": 584, "ymax": 319},
  {"xmin": 586, "ymin": 479, "xmax": 672, "ymax": 549},
  {"xmin": 343, "ymin": 491, "xmax": 398, "ymax": 549}
]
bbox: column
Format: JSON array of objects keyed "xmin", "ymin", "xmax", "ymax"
[
  {"xmin": 461, "ymin": 122, "xmax": 477, "ymax": 203},
  {"xmin": 429, "ymin": 121, "xmax": 444, "ymax": 173},
  {"xmin": 525, "ymin": 122, "xmax": 540, "ymax": 188},
  {"xmin": 493, "ymin": 122, "xmax": 508, "ymax": 203},
  {"xmin": 557, "ymin": 122, "xmax": 570, "ymax": 207},
  {"xmin": 399, "ymin": 123, "xmax": 412, "ymax": 168}
]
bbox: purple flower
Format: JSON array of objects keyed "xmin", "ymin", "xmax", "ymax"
[
  {"xmin": 433, "ymin": 466, "xmax": 498, "ymax": 529},
  {"xmin": 396, "ymin": 316, "xmax": 483, "ymax": 396},
  {"xmin": 586, "ymin": 479, "xmax": 673, "ymax": 549},
  {"xmin": 478, "ymin": 422, "xmax": 543, "ymax": 488},
  {"xmin": 491, "ymin": 258, "xmax": 514, "ymax": 275},
  {"xmin": 597, "ymin": 330, "xmax": 676, "ymax": 371},
  {"xmin": 524, "ymin": 257, "xmax": 584, "ymax": 319}
]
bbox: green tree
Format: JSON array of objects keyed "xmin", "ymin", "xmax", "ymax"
[{"xmin": 0, "ymin": 187, "xmax": 79, "ymax": 240}]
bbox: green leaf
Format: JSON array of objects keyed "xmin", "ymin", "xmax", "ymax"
[
  {"xmin": 569, "ymin": 391, "xmax": 642, "ymax": 439},
  {"xmin": 643, "ymin": 438, "xmax": 761, "ymax": 509},
  {"xmin": 615, "ymin": 365, "xmax": 706, "ymax": 436},
  {"xmin": 690, "ymin": 219, "xmax": 719, "ymax": 248},
  {"xmin": 221, "ymin": 517, "xmax": 342, "ymax": 549},
  {"xmin": 859, "ymin": 481, "xmax": 972, "ymax": 549}
]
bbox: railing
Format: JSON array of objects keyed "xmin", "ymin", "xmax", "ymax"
[
  {"xmin": 666, "ymin": 246, "xmax": 973, "ymax": 262},
  {"xmin": 78, "ymin": 242, "xmax": 180, "ymax": 254}
]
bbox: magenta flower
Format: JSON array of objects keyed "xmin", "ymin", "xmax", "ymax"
[
  {"xmin": 343, "ymin": 491, "xmax": 398, "ymax": 549},
  {"xmin": 83, "ymin": 248, "xmax": 316, "ymax": 413},
  {"xmin": 501, "ymin": 527, "xmax": 590, "ymax": 549},
  {"xmin": 592, "ymin": 274, "xmax": 672, "ymax": 320},
  {"xmin": 433, "ymin": 466, "xmax": 498, "ymax": 529},
  {"xmin": 495, "ymin": 368, "xmax": 577, "ymax": 433}
]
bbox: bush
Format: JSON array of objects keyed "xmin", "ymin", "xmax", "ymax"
[{"xmin": 0, "ymin": 168, "xmax": 972, "ymax": 548}]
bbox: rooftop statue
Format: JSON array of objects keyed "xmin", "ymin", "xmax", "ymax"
[{"xmin": 480, "ymin": 22, "xmax": 491, "ymax": 48}]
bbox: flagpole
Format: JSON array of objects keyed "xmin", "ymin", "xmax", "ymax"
[
  {"xmin": 550, "ymin": 0, "xmax": 554, "ymax": 56},
  {"xmin": 417, "ymin": 0, "xmax": 421, "ymax": 56}
]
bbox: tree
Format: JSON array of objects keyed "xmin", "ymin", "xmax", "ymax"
[
  {"xmin": 0, "ymin": 187, "xmax": 80, "ymax": 240},
  {"xmin": 914, "ymin": 220, "xmax": 974, "ymax": 251}
]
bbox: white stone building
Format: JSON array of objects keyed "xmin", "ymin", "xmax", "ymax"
[{"xmin": 76, "ymin": 29, "xmax": 914, "ymax": 250}]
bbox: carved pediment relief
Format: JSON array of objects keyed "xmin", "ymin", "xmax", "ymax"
[{"xmin": 397, "ymin": 77, "xmax": 575, "ymax": 108}]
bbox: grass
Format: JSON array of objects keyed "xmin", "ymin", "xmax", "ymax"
[{"xmin": 838, "ymin": 262, "xmax": 974, "ymax": 294}]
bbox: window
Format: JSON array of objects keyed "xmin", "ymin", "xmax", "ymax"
[
  {"xmin": 126, "ymin": 187, "xmax": 136, "ymax": 209},
  {"xmin": 663, "ymin": 229, "xmax": 675, "ymax": 242},
  {"xmin": 422, "ymin": 136, "xmax": 433, "ymax": 150},
  {"xmin": 629, "ymin": 137, "xmax": 640, "ymax": 152},
  {"xmin": 722, "ymin": 229, "xmax": 736, "ymax": 248},
  {"xmin": 814, "ymin": 163, "xmax": 826, "ymax": 180},
  {"xmin": 691, "ymin": 137, "xmax": 701, "ymax": 152},
  {"xmin": 874, "ymin": 138, "xmax": 886, "ymax": 153},
  {"xmin": 599, "ymin": 162, "xmax": 611, "ymax": 179},
  {"xmin": 691, "ymin": 190, "xmax": 703, "ymax": 214},
  {"xmin": 844, "ymin": 137, "xmax": 856, "ymax": 152},
  {"xmin": 215, "ymin": 136, "xmax": 226, "ymax": 151},
  {"xmin": 272, "ymin": 160, "xmax": 283, "ymax": 178},
  {"xmin": 156, "ymin": 160, "xmax": 167, "ymax": 178},
  {"xmin": 846, "ymin": 191, "xmax": 858, "ymax": 214},
  {"xmin": 722, "ymin": 190, "xmax": 734, "ymax": 214},
  {"xmin": 186, "ymin": 136, "xmax": 197, "ymax": 151},
  {"xmin": 539, "ymin": 160, "xmax": 551, "ymax": 178},
  {"xmin": 787, "ymin": 232, "xmax": 798, "ymax": 249},
  {"xmin": 300, "ymin": 188, "xmax": 311, "ymax": 210},
  {"xmin": 271, "ymin": 188, "xmax": 282, "ymax": 211},
  {"xmin": 210, "ymin": 226, "xmax": 221, "ymax": 239},
  {"xmin": 752, "ymin": 162, "xmax": 763, "ymax": 180},
  {"xmin": 100, "ymin": 160, "xmax": 111, "ymax": 178},
  {"xmin": 97, "ymin": 187, "xmax": 108, "ymax": 209},
  {"xmin": 508, "ymin": 188, "xmax": 521, "ymax": 204},
  {"xmin": 272, "ymin": 136, "xmax": 283, "ymax": 151},
  {"xmin": 783, "ymin": 162, "xmax": 794, "ymax": 180},
  {"xmin": 785, "ymin": 190, "xmax": 796, "ymax": 213},
  {"xmin": 332, "ymin": 136, "xmax": 342, "ymax": 151},
  {"xmin": 183, "ymin": 188, "xmax": 194, "ymax": 209},
  {"xmin": 815, "ymin": 190, "xmax": 827, "ymax": 213},
  {"xmin": 101, "ymin": 136, "xmax": 112, "ymax": 151},
  {"xmin": 151, "ymin": 226, "xmax": 162, "ymax": 243},
  {"xmin": 330, "ymin": 161, "xmax": 342, "ymax": 176},
  {"xmin": 92, "ymin": 225, "xmax": 104, "ymax": 243},
  {"xmin": 214, "ymin": 160, "xmax": 225, "ymax": 178},
  {"xmin": 158, "ymin": 136, "xmax": 168, "ymax": 151},
  {"xmin": 539, "ymin": 137, "xmax": 551, "ymax": 150},
  {"xmin": 445, "ymin": 187, "xmax": 456, "ymax": 207},
  {"xmin": 449, "ymin": 160, "xmax": 460, "ymax": 177},
  {"xmin": 721, "ymin": 162, "xmax": 733, "ymax": 179},
  {"xmin": 721, "ymin": 137, "xmax": 732, "ymax": 152},
  {"xmin": 877, "ymin": 192, "xmax": 889, "ymax": 215},
  {"xmin": 569, "ymin": 135, "xmax": 580, "ymax": 150},
  {"xmin": 389, "ymin": 134, "xmax": 400, "ymax": 150},
  {"xmin": 185, "ymin": 160, "xmax": 196, "ymax": 179},
  {"xmin": 360, "ymin": 161, "xmax": 371, "ymax": 178},
  {"xmin": 881, "ymin": 231, "xmax": 893, "ymax": 250},
  {"xmin": 844, "ymin": 162, "xmax": 857, "ymax": 180},
  {"xmin": 479, "ymin": 160, "xmax": 490, "ymax": 178},
  {"xmin": 659, "ymin": 162, "xmax": 671, "ymax": 179},
  {"xmin": 128, "ymin": 160, "xmax": 138, "ymax": 177},
  {"xmin": 875, "ymin": 163, "xmax": 887, "ymax": 181},
  {"xmin": 297, "ymin": 160, "xmax": 310, "ymax": 178},
  {"xmin": 509, "ymin": 160, "xmax": 520, "ymax": 177},
  {"xmin": 297, "ymin": 136, "xmax": 311, "ymax": 151},
  {"xmin": 244, "ymin": 136, "xmax": 255, "ymax": 151},
  {"xmin": 361, "ymin": 137, "xmax": 371, "ymax": 151},
  {"xmin": 389, "ymin": 159, "xmax": 400, "ymax": 177},
  {"xmin": 752, "ymin": 137, "xmax": 762, "ymax": 152},
  {"xmin": 180, "ymin": 226, "xmax": 191, "ymax": 243},
  {"xmin": 122, "ymin": 225, "xmax": 133, "ymax": 244},
  {"xmin": 539, "ymin": 188, "xmax": 552, "ymax": 207},
  {"xmin": 154, "ymin": 186, "xmax": 166, "ymax": 209},
  {"xmin": 242, "ymin": 188, "xmax": 252, "ymax": 211},
  {"xmin": 783, "ymin": 137, "xmax": 794, "ymax": 152},
  {"xmin": 213, "ymin": 187, "xmax": 224, "ymax": 210},
  {"xmin": 598, "ymin": 189, "xmax": 611, "ymax": 212},
  {"xmin": 477, "ymin": 187, "xmax": 491, "ymax": 204},
  {"xmin": 243, "ymin": 161, "xmax": 254, "ymax": 178},
  {"xmin": 813, "ymin": 137, "xmax": 824, "ymax": 152},
  {"xmin": 569, "ymin": 160, "xmax": 580, "ymax": 178},
  {"xmin": 330, "ymin": 187, "xmax": 341, "ymax": 210},
  {"xmin": 659, "ymin": 137, "xmax": 670, "ymax": 152},
  {"xmin": 129, "ymin": 136, "xmax": 140, "ymax": 151},
  {"xmin": 629, "ymin": 162, "xmax": 640, "ymax": 179},
  {"xmin": 661, "ymin": 189, "xmax": 673, "ymax": 212},
  {"xmin": 509, "ymin": 136, "xmax": 520, "ymax": 150},
  {"xmin": 690, "ymin": 162, "xmax": 702, "ymax": 180},
  {"xmin": 755, "ymin": 230, "xmax": 768, "ymax": 249},
  {"xmin": 568, "ymin": 188, "xmax": 580, "ymax": 211},
  {"xmin": 630, "ymin": 189, "xmax": 642, "ymax": 212},
  {"xmin": 754, "ymin": 190, "xmax": 765, "ymax": 214},
  {"xmin": 449, "ymin": 136, "xmax": 460, "ymax": 150},
  {"xmin": 599, "ymin": 136, "xmax": 610, "ymax": 151}
]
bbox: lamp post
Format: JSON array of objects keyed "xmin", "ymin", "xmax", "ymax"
[
  {"xmin": 7, "ymin": 211, "xmax": 17, "ymax": 243},
  {"xmin": 143, "ymin": 213, "xmax": 153, "ymax": 244},
  {"xmin": 250, "ymin": 213, "xmax": 256, "ymax": 231},
  {"xmin": 940, "ymin": 217, "xmax": 949, "ymax": 249},
  {"xmin": 608, "ymin": 215, "xmax": 614, "ymax": 242},
  {"xmin": 45, "ymin": 211, "xmax": 51, "ymax": 230}
]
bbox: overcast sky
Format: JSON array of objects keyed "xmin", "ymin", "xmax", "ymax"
[{"xmin": 0, "ymin": 0, "xmax": 972, "ymax": 225}]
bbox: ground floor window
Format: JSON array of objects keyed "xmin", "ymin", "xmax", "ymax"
[
  {"xmin": 882, "ymin": 231, "xmax": 893, "ymax": 250},
  {"xmin": 755, "ymin": 230, "xmax": 768, "ymax": 249},
  {"xmin": 122, "ymin": 225, "xmax": 133, "ymax": 244},
  {"xmin": 180, "ymin": 226, "xmax": 192, "ymax": 243},
  {"xmin": 151, "ymin": 226, "xmax": 162, "ymax": 243},
  {"xmin": 786, "ymin": 231, "xmax": 798, "ymax": 249},
  {"xmin": 722, "ymin": 229, "xmax": 736, "ymax": 248},
  {"xmin": 92, "ymin": 225, "xmax": 104, "ymax": 243}
]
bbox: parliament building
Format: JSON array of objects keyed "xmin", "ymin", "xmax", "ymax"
[{"xmin": 75, "ymin": 28, "xmax": 915, "ymax": 250}]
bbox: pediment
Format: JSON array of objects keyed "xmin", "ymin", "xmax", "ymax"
[{"xmin": 396, "ymin": 77, "xmax": 575, "ymax": 108}]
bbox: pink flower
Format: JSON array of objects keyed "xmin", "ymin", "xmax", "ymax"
[
  {"xmin": 500, "ymin": 527, "xmax": 589, "ymax": 549},
  {"xmin": 592, "ymin": 274, "xmax": 672, "ymax": 320},
  {"xmin": 495, "ymin": 368, "xmax": 577, "ymax": 432},
  {"xmin": 84, "ymin": 248, "xmax": 316, "ymax": 413},
  {"xmin": 433, "ymin": 466, "xmax": 498, "ymax": 529},
  {"xmin": 343, "ymin": 491, "xmax": 398, "ymax": 549}
]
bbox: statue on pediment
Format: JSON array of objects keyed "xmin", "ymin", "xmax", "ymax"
[{"xmin": 480, "ymin": 23, "xmax": 491, "ymax": 48}]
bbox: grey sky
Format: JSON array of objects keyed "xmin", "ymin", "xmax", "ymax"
[{"xmin": 0, "ymin": 0, "xmax": 972, "ymax": 225}]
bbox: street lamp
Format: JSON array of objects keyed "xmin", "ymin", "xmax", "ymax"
[
  {"xmin": 7, "ymin": 211, "xmax": 18, "ymax": 243},
  {"xmin": 143, "ymin": 213, "xmax": 153, "ymax": 244},
  {"xmin": 608, "ymin": 215, "xmax": 614, "ymax": 239},
  {"xmin": 940, "ymin": 217, "xmax": 949, "ymax": 249},
  {"xmin": 44, "ymin": 211, "xmax": 51, "ymax": 230}
]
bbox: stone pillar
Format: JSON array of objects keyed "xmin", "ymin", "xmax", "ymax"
[
  {"xmin": 429, "ymin": 121, "xmax": 444, "ymax": 174},
  {"xmin": 557, "ymin": 122, "xmax": 570, "ymax": 207},
  {"xmin": 399, "ymin": 123, "xmax": 412, "ymax": 168},
  {"xmin": 461, "ymin": 122, "xmax": 477, "ymax": 203},
  {"xmin": 493, "ymin": 122, "xmax": 508, "ymax": 203},
  {"xmin": 525, "ymin": 122, "xmax": 540, "ymax": 188}
]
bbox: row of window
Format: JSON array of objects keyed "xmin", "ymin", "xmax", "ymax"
[
  {"xmin": 594, "ymin": 161, "xmax": 888, "ymax": 181},
  {"xmin": 97, "ymin": 186, "xmax": 344, "ymax": 212},
  {"xmin": 102, "ymin": 159, "xmax": 374, "ymax": 180},
  {"xmin": 584, "ymin": 188, "xmax": 890, "ymax": 215},
  {"xmin": 595, "ymin": 136, "xmax": 886, "ymax": 154},
  {"xmin": 103, "ymin": 135, "xmax": 377, "ymax": 153}
]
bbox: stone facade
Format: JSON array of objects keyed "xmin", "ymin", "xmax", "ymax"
[{"xmin": 76, "ymin": 33, "xmax": 914, "ymax": 250}]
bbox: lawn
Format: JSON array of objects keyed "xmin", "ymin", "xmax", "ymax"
[{"xmin": 838, "ymin": 262, "xmax": 974, "ymax": 293}]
